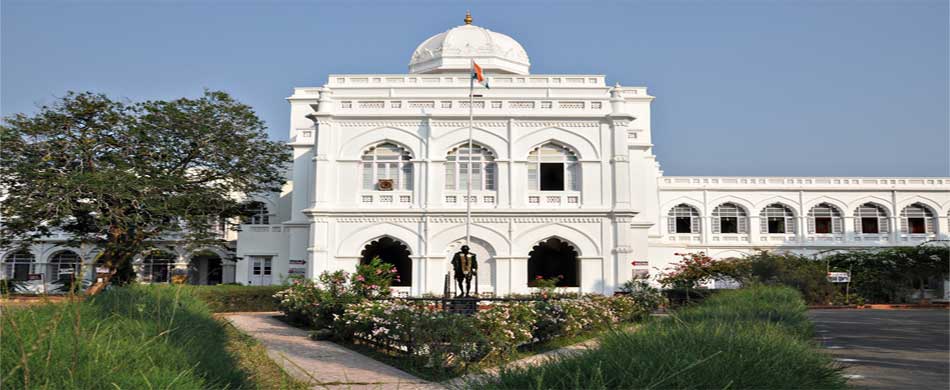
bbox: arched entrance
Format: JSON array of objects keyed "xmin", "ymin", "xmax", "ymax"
[
  {"xmin": 189, "ymin": 251, "xmax": 223, "ymax": 285},
  {"xmin": 360, "ymin": 237, "xmax": 411, "ymax": 287},
  {"xmin": 527, "ymin": 238, "xmax": 579, "ymax": 287}
]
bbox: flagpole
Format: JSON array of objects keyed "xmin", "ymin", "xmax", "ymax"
[{"xmin": 466, "ymin": 61, "xmax": 474, "ymax": 248}]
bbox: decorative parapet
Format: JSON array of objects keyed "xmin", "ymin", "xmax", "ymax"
[{"xmin": 659, "ymin": 176, "xmax": 950, "ymax": 190}]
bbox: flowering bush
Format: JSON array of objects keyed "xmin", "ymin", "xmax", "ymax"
[
  {"xmin": 530, "ymin": 275, "xmax": 563, "ymax": 298},
  {"xmin": 352, "ymin": 256, "xmax": 399, "ymax": 298},
  {"xmin": 274, "ymin": 271, "xmax": 360, "ymax": 328},
  {"xmin": 330, "ymin": 294, "xmax": 655, "ymax": 371},
  {"xmin": 474, "ymin": 302, "xmax": 538, "ymax": 361}
]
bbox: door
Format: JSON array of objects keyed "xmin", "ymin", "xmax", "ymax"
[{"xmin": 249, "ymin": 256, "xmax": 273, "ymax": 285}]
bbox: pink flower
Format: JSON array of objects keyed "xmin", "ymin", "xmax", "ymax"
[
  {"xmin": 389, "ymin": 267, "xmax": 398, "ymax": 273},
  {"xmin": 375, "ymin": 269, "xmax": 382, "ymax": 275},
  {"xmin": 369, "ymin": 284, "xmax": 379, "ymax": 290},
  {"xmin": 356, "ymin": 275, "xmax": 365, "ymax": 282},
  {"xmin": 535, "ymin": 275, "xmax": 543, "ymax": 280}
]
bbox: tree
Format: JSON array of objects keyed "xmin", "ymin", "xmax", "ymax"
[{"xmin": 1, "ymin": 91, "xmax": 290, "ymax": 293}]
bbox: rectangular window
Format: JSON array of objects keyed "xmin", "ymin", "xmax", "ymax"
[
  {"xmin": 908, "ymin": 218, "xmax": 926, "ymax": 234},
  {"xmin": 540, "ymin": 163, "xmax": 565, "ymax": 191},
  {"xmin": 767, "ymin": 217, "xmax": 786, "ymax": 234},
  {"xmin": 675, "ymin": 217, "xmax": 692, "ymax": 233},
  {"xmin": 263, "ymin": 259, "xmax": 272, "ymax": 276},
  {"xmin": 861, "ymin": 217, "xmax": 879, "ymax": 234},
  {"xmin": 720, "ymin": 217, "xmax": 738, "ymax": 234},
  {"xmin": 815, "ymin": 217, "xmax": 832, "ymax": 234}
]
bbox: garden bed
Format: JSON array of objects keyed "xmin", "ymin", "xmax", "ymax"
[
  {"xmin": 462, "ymin": 286, "xmax": 847, "ymax": 389},
  {"xmin": 274, "ymin": 268, "xmax": 665, "ymax": 380}
]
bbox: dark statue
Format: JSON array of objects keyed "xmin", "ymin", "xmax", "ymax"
[{"xmin": 451, "ymin": 245, "xmax": 478, "ymax": 297}]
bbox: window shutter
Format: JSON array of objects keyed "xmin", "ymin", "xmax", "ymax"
[
  {"xmin": 668, "ymin": 216, "xmax": 676, "ymax": 233},
  {"xmin": 692, "ymin": 216, "xmax": 701, "ymax": 233},
  {"xmin": 445, "ymin": 162, "xmax": 456, "ymax": 190},
  {"xmin": 880, "ymin": 217, "xmax": 889, "ymax": 233},
  {"xmin": 854, "ymin": 217, "xmax": 862, "ymax": 234},
  {"xmin": 362, "ymin": 163, "xmax": 374, "ymax": 190},
  {"xmin": 712, "ymin": 217, "xmax": 721, "ymax": 234},
  {"xmin": 402, "ymin": 163, "xmax": 413, "ymax": 190},
  {"xmin": 832, "ymin": 217, "xmax": 842, "ymax": 234},
  {"xmin": 807, "ymin": 216, "xmax": 816, "ymax": 234},
  {"xmin": 926, "ymin": 217, "xmax": 935, "ymax": 233},
  {"xmin": 788, "ymin": 217, "xmax": 796, "ymax": 234},
  {"xmin": 738, "ymin": 217, "xmax": 748, "ymax": 234},
  {"xmin": 899, "ymin": 216, "xmax": 908, "ymax": 233},
  {"xmin": 527, "ymin": 164, "xmax": 538, "ymax": 191},
  {"xmin": 760, "ymin": 216, "xmax": 768, "ymax": 233}
]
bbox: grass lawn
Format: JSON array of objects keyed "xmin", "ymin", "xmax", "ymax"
[
  {"xmin": 462, "ymin": 286, "xmax": 847, "ymax": 389},
  {"xmin": 1, "ymin": 285, "xmax": 306, "ymax": 389}
]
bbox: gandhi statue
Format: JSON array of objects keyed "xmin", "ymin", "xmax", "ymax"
[{"xmin": 451, "ymin": 245, "xmax": 478, "ymax": 297}]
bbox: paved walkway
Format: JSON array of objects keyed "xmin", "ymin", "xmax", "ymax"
[
  {"xmin": 809, "ymin": 309, "xmax": 950, "ymax": 390},
  {"xmin": 225, "ymin": 312, "xmax": 437, "ymax": 390}
]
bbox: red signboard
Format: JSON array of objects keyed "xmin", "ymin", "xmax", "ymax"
[{"xmin": 632, "ymin": 261, "xmax": 649, "ymax": 267}]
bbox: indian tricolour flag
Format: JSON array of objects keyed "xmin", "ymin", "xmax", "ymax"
[{"xmin": 472, "ymin": 61, "xmax": 489, "ymax": 89}]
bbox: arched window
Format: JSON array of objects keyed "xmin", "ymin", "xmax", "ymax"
[
  {"xmin": 242, "ymin": 202, "xmax": 270, "ymax": 225},
  {"xmin": 445, "ymin": 144, "xmax": 496, "ymax": 191},
  {"xmin": 900, "ymin": 203, "xmax": 935, "ymax": 234},
  {"xmin": 760, "ymin": 203, "xmax": 796, "ymax": 234},
  {"xmin": 362, "ymin": 143, "xmax": 413, "ymax": 191},
  {"xmin": 3, "ymin": 250, "xmax": 35, "ymax": 281},
  {"xmin": 712, "ymin": 203, "xmax": 748, "ymax": 234},
  {"xmin": 668, "ymin": 204, "xmax": 701, "ymax": 234},
  {"xmin": 854, "ymin": 203, "xmax": 889, "ymax": 234},
  {"xmin": 142, "ymin": 251, "xmax": 176, "ymax": 283},
  {"xmin": 48, "ymin": 251, "xmax": 82, "ymax": 282},
  {"xmin": 807, "ymin": 203, "xmax": 843, "ymax": 234},
  {"xmin": 527, "ymin": 143, "xmax": 579, "ymax": 191}
]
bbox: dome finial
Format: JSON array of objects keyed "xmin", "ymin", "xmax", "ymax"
[{"xmin": 464, "ymin": 10, "xmax": 473, "ymax": 25}]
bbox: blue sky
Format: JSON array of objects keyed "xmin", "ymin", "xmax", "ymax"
[{"xmin": 3, "ymin": 0, "xmax": 947, "ymax": 176}]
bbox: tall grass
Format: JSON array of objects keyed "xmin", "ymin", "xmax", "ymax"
[
  {"xmin": 1, "ymin": 285, "xmax": 296, "ymax": 389},
  {"xmin": 463, "ymin": 286, "xmax": 846, "ymax": 389}
]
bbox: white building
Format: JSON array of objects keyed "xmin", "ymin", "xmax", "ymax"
[
  {"xmin": 4, "ymin": 15, "xmax": 948, "ymax": 295},
  {"xmin": 233, "ymin": 15, "xmax": 950, "ymax": 295}
]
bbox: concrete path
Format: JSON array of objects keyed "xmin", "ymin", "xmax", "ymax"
[
  {"xmin": 809, "ymin": 309, "xmax": 950, "ymax": 390},
  {"xmin": 224, "ymin": 312, "xmax": 438, "ymax": 390}
]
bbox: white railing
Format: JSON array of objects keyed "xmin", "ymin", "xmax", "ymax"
[
  {"xmin": 526, "ymin": 192, "xmax": 581, "ymax": 208},
  {"xmin": 360, "ymin": 192, "xmax": 413, "ymax": 206},
  {"xmin": 660, "ymin": 176, "xmax": 949, "ymax": 188}
]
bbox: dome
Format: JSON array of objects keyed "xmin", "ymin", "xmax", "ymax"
[{"xmin": 409, "ymin": 12, "xmax": 530, "ymax": 75}]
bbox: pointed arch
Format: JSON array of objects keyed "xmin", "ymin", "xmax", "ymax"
[
  {"xmin": 435, "ymin": 127, "xmax": 508, "ymax": 159},
  {"xmin": 514, "ymin": 127, "xmax": 598, "ymax": 160},
  {"xmin": 338, "ymin": 126, "xmax": 424, "ymax": 159},
  {"xmin": 337, "ymin": 222, "xmax": 423, "ymax": 257},
  {"xmin": 514, "ymin": 223, "xmax": 600, "ymax": 256},
  {"xmin": 527, "ymin": 237, "xmax": 580, "ymax": 287},
  {"xmin": 360, "ymin": 236, "xmax": 412, "ymax": 287},
  {"xmin": 753, "ymin": 198, "xmax": 801, "ymax": 216}
]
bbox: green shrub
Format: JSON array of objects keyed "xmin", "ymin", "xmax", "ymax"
[
  {"xmin": 187, "ymin": 284, "xmax": 284, "ymax": 312},
  {"xmin": 465, "ymin": 286, "xmax": 845, "ymax": 389},
  {"xmin": 1, "ymin": 285, "xmax": 253, "ymax": 388},
  {"xmin": 826, "ymin": 246, "xmax": 949, "ymax": 303}
]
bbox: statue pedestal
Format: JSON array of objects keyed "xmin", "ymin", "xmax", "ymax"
[{"xmin": 445, "ymin": 298, "xmax": 478, "ymax": 315}]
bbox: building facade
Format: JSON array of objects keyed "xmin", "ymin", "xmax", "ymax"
[
  {"xmin": 3, "ymin": 16, "xmax": 948, "ymax": 295},
  {"xmin": 232, "ymin": 17, "xmax": 950, "ymax": 296}
]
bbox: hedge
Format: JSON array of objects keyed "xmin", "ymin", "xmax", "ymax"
[
  {"xmin": 187, "ymin": 285, "xmax": 283, "ymax": 312},
  {"xmin": 465, "ymin": 286, "xmax": 846, "ymax": 389}
]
